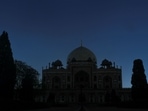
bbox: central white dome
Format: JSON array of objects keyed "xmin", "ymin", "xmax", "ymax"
[{"xmin": 67, "ymin": 46, "xmax": 97, "ymax": 64}]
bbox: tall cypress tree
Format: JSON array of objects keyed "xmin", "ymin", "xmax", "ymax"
[
  {"xmin": 0, "ymin": 31, "xmax": 16, "ymax": 101},
  {"xmin": 131, "ymin": 59, "xmax": 148, "ymax": 102}
]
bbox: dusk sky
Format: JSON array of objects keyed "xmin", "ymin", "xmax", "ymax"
[{"xmin": 1, "ymin": 0, "xmax": 148, "ymax": 87}]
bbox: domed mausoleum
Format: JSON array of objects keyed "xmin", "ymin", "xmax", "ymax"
[{"xmin": 41, "ymin": 45, "xmax": 131, "ymax": 104}]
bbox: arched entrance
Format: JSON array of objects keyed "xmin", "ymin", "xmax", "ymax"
[
  {"xmin": 52, "ymin": 76, "xmax": 61, "ymax": 89},
  {"xmin": 47, "ymin": 93, "xmax": 55, "ymax": 104},
  {"xmin": 103, "ymin": 76, "xmax": 112, "ymax": 89},
  {"xmin": 74, "ymin": 70, "xmax": 90, "ymax": 88},
  {"xmin": 78, "ymin": 93, "xmax": 86, "ymax": 103}
]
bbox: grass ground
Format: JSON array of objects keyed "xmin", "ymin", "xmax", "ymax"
[
  {"xmin": 23, "ymin": 105, "xmax": 148, "ymax": 111},
  {"xmin": 2, "ymin": 101, "xmax": 148, "ymax": 111},
  {"xmin": 23, "ymin": 107, "xmax": 148, "ymax": 111}
]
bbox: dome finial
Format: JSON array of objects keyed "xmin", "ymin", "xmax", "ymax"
[{"xmin": 81, "ymin": 40, "xmax": 83, "ymax": 47}]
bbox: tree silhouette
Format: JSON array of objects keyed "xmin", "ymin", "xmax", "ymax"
[
  {"xmin": 0, "ymin": 31, "xmax": 16, "ymax": 102},
  {"xmin": 131, "ymin": 59, "xmax": 148, "ymax": 102},
  {"xmin": 15, "ymin": 60, "xmax": 39, "ymax": 102}
]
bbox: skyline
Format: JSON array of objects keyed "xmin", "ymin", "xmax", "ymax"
[{"xmin": 1, "ymin": 0, "xmax": 148, "ymax": 87}]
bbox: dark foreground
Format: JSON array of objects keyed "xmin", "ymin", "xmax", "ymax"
[
  {"xmin": 1, "ymin": 101, "xmax": 148, "ymax": 111},
  {"xmin": 23, "ymin": 106, "xmax": 148, "ymax": 111}
]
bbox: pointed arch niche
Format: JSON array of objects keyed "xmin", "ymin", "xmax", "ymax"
[
  {"xmin": 103, "ymin": 76, "xmax": 112, "ymax": 89},
  {"xmin": 74, "ymin": 70, "xmax": 90, "ymax": 88},
  {"xmin": 52, "ymin": 76, "xmax": 61, "ymax": 89}
]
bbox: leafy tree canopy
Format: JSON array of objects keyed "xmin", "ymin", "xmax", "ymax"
[{"xmin": 15, "ymin": 60, "xmax": 39, "ymax": 90}]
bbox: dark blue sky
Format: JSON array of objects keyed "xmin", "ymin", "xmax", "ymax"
[{"xmin": 1, "ymin": 0, "xmax": 148, "ymax": 87}]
